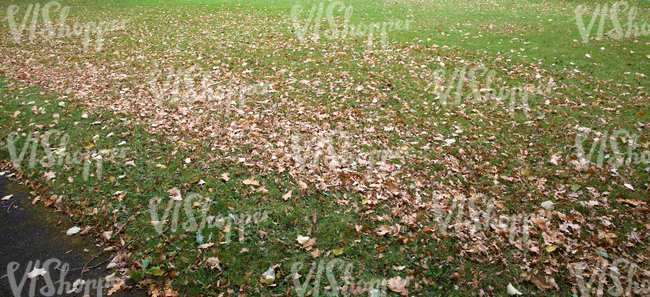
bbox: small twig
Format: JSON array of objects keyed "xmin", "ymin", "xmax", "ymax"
[
  {"xmin": 6, "ymin": 200, "xmax": 16, "ymax": 214},
  {"xmin": 71, "ymin": 241, "xmax": 132, "ymax": 296}
]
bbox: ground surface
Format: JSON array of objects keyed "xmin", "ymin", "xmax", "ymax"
[
  {"xmin": 0, "ymin": 174, "xmax": 146, "ymax": 297},
  {"xmin": 0, "ymin": 0, "xmax": 649, "ymax": 296}
]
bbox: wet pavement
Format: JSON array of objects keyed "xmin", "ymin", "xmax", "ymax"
[{"xmin": 0, "ymin": 176, "xmax": 147, "ymax": 297}]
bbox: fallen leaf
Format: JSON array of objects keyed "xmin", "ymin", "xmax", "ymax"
[
  {"xmin": 283, "ymin": 190, "xmax": 292, "ymax": 201},
  {"xmin": 221, "ymin": 173, "xmax": 230, "ymax": 181},
  {"xmin": 297, "ymin": 235, "xmax": 310, "ymax": 245},
  {"xmin": 198, "ymin": 242, "xmax": 214, "ymax": 249},
  {"xmin": 44, "ymin": 171, "xmax": 56, "ymax": 180},
  {"xmin": 124, "ymin": 160, "xmax": 136, "ymax": 167},
  {"xmin": 388, "ymin": 276, "xmax": 409, "ymax": 296},
  {"xmin": 107, "ymin": 279, "xmax": 124, "ymax": 296},
  {"xmin": 1, "ymin": 194, "xmax": 13, "ymax": 201},
  {"xmin": 27, "ymin": 268, "xmax": 47, "ymax": 279},
  {"xmin": 530, "ymin": 276, "xmax": 559, "ymax": 291},
  {"xmin": 150, "ymin": 267, "xmax": 165, "ymax": 276},
  {"xmin": 507, "ymin": 283, "xmax": 522, "ymax": 295},
  {"xmin": 620, "ymin": 199, "xmax": 646, "ymax": 207},
  {"xmin": 67, "ymin": 226, "xmax": 81, "ymax": 235},
  {"xmin": 168, "ymin": 187, "xmax": 182, "ymax": 201},
  {"xmin": 261, "ymin": 267, "xmax": 276, "ymax": 285},
  {"xmin": 206, "ymin": 257, "xmax": 221, "ymax": 270},
  {"xmin": 102, "ymin": 231, "xmax": 113, "ymax": 240},
  {"xmin": 375, "ymin": 225, "xmax": 392, "ymax": 236},
  {"xmin": 332, "ymin": 248, "xmax": 343, "ymax": 255},
  {"xmin": 243, "ymin": 178, "xmax": 259, "ymax": 186},
  {"xmin": 624, "ymin": 183, "xmax": 634, "ymax": 191},
  {"xmin": 541, "ymin": 201, "xmax": 554, "ymax": 210}
]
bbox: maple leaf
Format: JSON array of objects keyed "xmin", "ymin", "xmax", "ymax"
[
  {"xmin": 43, "ymin": 171, "xmax": 56, "ymax": 180},
  {"xmin": 388, "ymin": 276, "xmax": 409, "ymax": 296},
  {"xmin": 168, "ymin": 187, "xmax": 182, "ymax": 201}
]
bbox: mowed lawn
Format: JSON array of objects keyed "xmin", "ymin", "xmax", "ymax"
[{"xmin": 1, "ymin": 0, "xmax": 649, "ymax": 295}]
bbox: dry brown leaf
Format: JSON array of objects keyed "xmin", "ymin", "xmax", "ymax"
[
  {"xmin": 388, "ymin": 276, "xmax": 409, "ymax": 296},
  {"xmin": 282, "ymin": 190, "xmax": 292, "ymax": 200},
  {"xmin": 198, "ymin": 242, "xmax": 214, "ymax": 249},
  {"xmin": 375, "ymin": 225, "xmax": 392, "ymax": 236},
  {"xmin": 530, "ymin": 276, "xmax": 559, "ymax": 291},
  {"xmin": 619, "ymin": 199, "xmax": 646, "ymax": 207},
  {"xmin": 107, "ymin": 279, "xmax": 124, "ymax": 296},
  {"xmin": 243, "ymin": 178, "xmax": 259, "ymax": 186},
  {"xmin": 206, "ymin": 257, "xmax": 221, "ymax": 270},
  {"xmin": 258, "ymin": 230, "xmax": 267, "ymax": 239},
  {"xmin": 164, "ymin": 289, "xmax": 179, "ymax": 297},
  {"xmin": 168, "ymin": 188, "xmax": 182, "ymax": 201}
]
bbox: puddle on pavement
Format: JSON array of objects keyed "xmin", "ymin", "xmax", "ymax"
[{"xmin": 0, "ymin": 177, "xmax": 146, "ymax": 297}]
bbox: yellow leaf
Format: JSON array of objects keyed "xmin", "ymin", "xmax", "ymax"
[
  {"xmin": 332, "ymin": 248, "xmax": 343, "ymax": 255},
  {"xmin": 545, "ymin": 245, "xmax": 557, "ymax": 253},
  {"xmin": 150, "ymin": 267, "xmax": 165, "ymax": 276}
]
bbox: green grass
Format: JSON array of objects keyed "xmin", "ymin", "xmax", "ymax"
[{"xmin": 1, "ymin": 0, "xmax": 650, "ymax": 295}]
